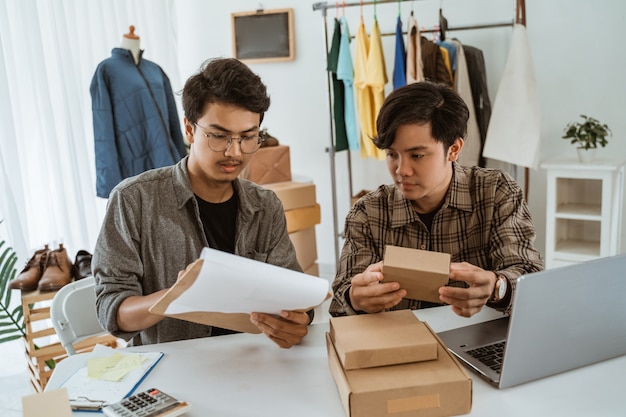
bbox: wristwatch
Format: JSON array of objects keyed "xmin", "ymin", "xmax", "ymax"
[{"xmin": 489, "ymin": 275, "xmax": 508, "ymax": 303}]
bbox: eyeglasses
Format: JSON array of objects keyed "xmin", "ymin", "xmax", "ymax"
[{"xmin": 194, "ymin": 123, "xmax": 265, "ymax": 154}]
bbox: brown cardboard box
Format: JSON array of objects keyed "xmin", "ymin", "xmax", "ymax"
[
  {"xmin": 326, "ymin": 324, "xmax": 472, "ymax": 417},
  {"xmin": 240, "ymin": 145, "xmax": 291, "ymax": 184},
  {"xmin": 329, "ymin": 310, "xmax": 438, "ymax": 370},
  {"xmin": 289, "ymin": 227, "xmax": 318, "ymax": 271},
  {"xmin": 264, "ymin": 182, "xmax": 316, "ymax": 211},
  {"xmin": 351, "ymin": 189, "xmax": 371, "ymax": 206},
  {"xmin": 383, "ymin": 246, "xmax": 450, "ymax": 304},
  {"xmin": 285, "ymin": 204, "xmax": 321, "ymax": 233},
  {"xmin": 304, "ymin": 262, "xmax": 319, "ymax": 277}
]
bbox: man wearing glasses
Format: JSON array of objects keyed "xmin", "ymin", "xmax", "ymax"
[{"xmin": 93, "ymin": 58, "xmax": 311, "ymax": 348}]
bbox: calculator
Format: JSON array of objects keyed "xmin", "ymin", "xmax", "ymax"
[{"xmin": 102, "ymin": 388, "xmax": 191, "ymax": 417}]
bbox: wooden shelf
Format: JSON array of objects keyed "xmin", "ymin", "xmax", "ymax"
[{"xmin": 20, "ymin": 287, "xmax": 119, "ymax": 392}]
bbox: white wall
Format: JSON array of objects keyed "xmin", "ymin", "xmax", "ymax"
[{"xmin": 171, "ymin": 0, "xmax": 626, "ymax": 270}]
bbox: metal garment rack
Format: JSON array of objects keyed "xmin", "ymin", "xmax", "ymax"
[{"xmin": 312, "ymin": 0, "xmax": 525, "ymax": 262}]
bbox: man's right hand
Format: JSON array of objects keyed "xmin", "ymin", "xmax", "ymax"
[{"xmin": 348, "ymin": 261, "xmax": 406, "ymax": 313}]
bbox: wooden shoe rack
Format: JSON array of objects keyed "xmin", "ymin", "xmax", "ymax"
[{"xmin": 21, "ymin": 288, "xmax": 119, "ymax": 392}]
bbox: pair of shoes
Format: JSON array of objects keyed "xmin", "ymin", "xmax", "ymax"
[
  {"xmin": 9, "ymin": 244, "xmax": 51, "ymax": 291},
  {"xmin": 72, "ymin": 249, "xmax": 93, "ymax": 280},
  {"xmin": 38, "ymin": 244, "xmax": 74, "ymax": 291}
]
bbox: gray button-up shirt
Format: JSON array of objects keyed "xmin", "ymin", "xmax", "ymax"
[{"xmin": 93, "ymin": 156, "xmax": 301, "ymax": 345}]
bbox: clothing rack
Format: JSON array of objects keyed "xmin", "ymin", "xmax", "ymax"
[{"xmin": 313, "ymin": 0, "xmax": 526, "ymax": 262}]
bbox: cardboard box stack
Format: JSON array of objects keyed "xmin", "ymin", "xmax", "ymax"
[
  {"xmin": 264, "ymin": 181, "xmax": 321, "ymax": 276},
  {"xmin": 240, "ymin": 143, "xmax": 321, "ymax": 276},
  {"xmin": 327, "ymin": 310, "xmax": 472, "ymax": 417}
]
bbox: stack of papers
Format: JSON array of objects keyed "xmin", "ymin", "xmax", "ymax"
[
  {"xmin": 150, "ymin": 248, "xmax": 331, "ymax": 333},
  {"xmin": 61, "ymin": 345, "xmax": 163, "ymax": 409}
]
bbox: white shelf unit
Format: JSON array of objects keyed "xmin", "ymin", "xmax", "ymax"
[{"xmin": 541, "ymin": 158, "xmax": 625, "ymax": 269}]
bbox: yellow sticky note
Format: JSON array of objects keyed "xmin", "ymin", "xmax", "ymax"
[{"xmin": 87, "ymin": 352, "xmax": 145, "ymax": 382}]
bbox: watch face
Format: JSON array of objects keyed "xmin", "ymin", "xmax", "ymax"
[{"xmin": 498, "ymin": 277, "xmax": 507, "ymax": 299}]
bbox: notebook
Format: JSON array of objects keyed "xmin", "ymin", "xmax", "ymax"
[{"xmin": 437, "ymin": 254, "xmax": 626, "ymax": 389}]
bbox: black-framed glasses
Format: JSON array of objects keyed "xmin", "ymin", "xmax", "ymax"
[{"xmin": 194, "ymin": 123, "xmax": 265, "ymax": 154}]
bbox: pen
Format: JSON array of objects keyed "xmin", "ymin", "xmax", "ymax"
[{"xmin": 69, "ymin": 396, "xmax": 106, "ymax": 411}]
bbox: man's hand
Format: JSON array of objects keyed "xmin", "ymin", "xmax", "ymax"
[
  {"xmin": 438, "ymin": 262, "xmax": 498, "ymax": 317},
  {"xmin": 348, "ymin": 261, "xmax": 406, "ymax": 313},
  {"xmin": 250, "ymin": 310, "xmax": 310, "ymax": 349}
]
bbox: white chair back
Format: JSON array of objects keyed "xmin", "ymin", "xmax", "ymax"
[{"xmin": 50, "ymin": 276, "xmax": 108, "ymax": 355}]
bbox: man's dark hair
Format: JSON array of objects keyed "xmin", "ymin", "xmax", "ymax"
[
  {"xmin": 182, "ymin": 58, "xmax": 270, "ymax": 124},
  {"xmin": 373, "ymin": 81, "xmax": 469, "ymax": 151}
]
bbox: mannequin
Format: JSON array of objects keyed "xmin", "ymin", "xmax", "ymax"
[
  {"xmin": 91, "ymin": 24, "xmax": 186, "ymax": 198},
  {"xmin": 120, "ymin": 25, "xmax": 141, "ymax": 64}
]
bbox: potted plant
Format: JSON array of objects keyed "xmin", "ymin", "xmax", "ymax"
[{"xmin": 562, "ymin": 114, "xmax": 612, "ymax": 163}]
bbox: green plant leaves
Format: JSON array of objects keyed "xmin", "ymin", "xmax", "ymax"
[
  {"xmin": 0, "ymin": 236, "xmax": 26, "ymax": 344},
  {"xmin": 562, "ymin": 114, "xmax": 612, "ymax": 149}
]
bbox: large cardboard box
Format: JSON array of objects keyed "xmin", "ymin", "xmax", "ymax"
[
  {"xmin": 285, "ymin": 204, "xmax": 321, "ymax": 234},
  {"xmin": 264, "ymin": 182, "xmax": 316, "ymax": 211},
  {"xmin": 240, "ymin": 145, "xmax": 291, "ymax": 184},
  {"xmin": 329, "ymin": 310, "xmax": 438, "ymax": 370},
  {"xmin": 326, "ymin": 324, "xmax": 472, "ymax": 417},
  {"xmin": 289, "ymin": 227, "xmax": 317, "ymax": 271},
  {"xmin": 383, "ymin": 246, "xmax": 450, "ymax": 304}
]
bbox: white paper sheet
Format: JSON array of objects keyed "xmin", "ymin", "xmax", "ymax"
[{"xmin": 164, "ymin": 248, "xmax": 330, "ymax": 315}]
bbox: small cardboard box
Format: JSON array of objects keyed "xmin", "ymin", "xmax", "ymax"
[
  {"xmin": 240, "ymin": 145, "xmax": 291, "ymax": 184},
  {"xmin": 329, "ymin": 310, "xmax": 438, "ymax": 370},
  {"xmin": 285, "ymin": 204, "xmax": 321, "ymax": 233},
  {"xmin": 304, "ymin": 262, "xmax": 319, "ymax": 277},
  {"xmin": 264, "ymin": 182, "xmax": 316, "ymax": 211},
  {"xmin": 326, "ymin": 324, "xmax": 472, "ymax": 417},
  {"xmin": 289, "ymin": 227, "xmax": 318, "ymax": 271},
  {"xmin": 383, "ymin": 246, "xmax": 450, "ymax": 304}
]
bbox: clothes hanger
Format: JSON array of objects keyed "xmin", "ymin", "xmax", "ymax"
[
  {"xmin": 438, "ymin": 0, "xmax": 448, "ymax": 41},
  {"xmin": 359, "ymin": 0, "xmax": 364, "ymax": 23}
]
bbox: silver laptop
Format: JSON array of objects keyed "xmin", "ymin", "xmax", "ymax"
[{"xmin": 437, "ymin": 254, "xmax": 626, "ymax": 389}]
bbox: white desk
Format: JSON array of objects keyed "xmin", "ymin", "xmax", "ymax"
[{"xmin": 47, "ymin": 307, "xmax": 626, "ymax": 416}]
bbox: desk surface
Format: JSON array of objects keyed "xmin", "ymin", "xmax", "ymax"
[{"xmin": 47, "ymin": 307, "xmax": 626, "ymax": 416}]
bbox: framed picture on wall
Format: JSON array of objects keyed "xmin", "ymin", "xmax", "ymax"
[{"xmin": 231, "ymin": 8, "xmax": 295, "ymax": 63}]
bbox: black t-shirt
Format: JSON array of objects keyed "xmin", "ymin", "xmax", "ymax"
[
  {"xmin": 195, "ymin": 192, "xmax": 237, "ymax": 254},
  {"xmin": 194, "ymin": 191, "xmax": 239, "ymax": 336}
]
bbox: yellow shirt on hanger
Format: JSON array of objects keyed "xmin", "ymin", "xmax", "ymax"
[{"xmin": 354, "ymin": 19, "xmax": 387, "ymax": 160}]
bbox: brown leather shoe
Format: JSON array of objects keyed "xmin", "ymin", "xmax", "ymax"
[
  {"xmin": 9, "ymin": 245, "xmax": 50, "ymax": 291},
  {"xmin": 38, "ymin": 244, "xmax": 73, "ymax": 291}
]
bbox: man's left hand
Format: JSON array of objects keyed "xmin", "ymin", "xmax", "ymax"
[
  {"xmin": 250, "ymin": 310, "xmax": 310, "ymax": 348},
  {"xmin": 438, "ymin": 262, "xmax": 498, "ymax": 317}
]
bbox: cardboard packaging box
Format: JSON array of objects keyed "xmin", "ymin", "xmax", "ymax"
[
  {"xmin": 304, "ymin": 262, "xmax": 319, "ymax": 277},
  {"xmin": 351, "ymin": 189, "xmax": 371, "ymax": 206},
  {"xmin": 264, "ymin": 182, "xmax": 316, "ymax": 211},
  {"xmin": 326, "ymin": 321, "xmax": 472, "ymax": 417},
  {"xmin": 240, "ymin": 145, "xmax": 291, "ymax": 184},
  {"xmin": 289, "ymin": 227, "xmax": 318, "ymax": 271},
  {"xmin": 383, "ymin": 246, "xmax": 450, "ymax": 304},
  {"xmin": 285, "ymin": 204, "xmax": 321, "ymax": 234},
  {"xmin": 329, "ymin": 310, "xmax": 438, "ymax": 370}
]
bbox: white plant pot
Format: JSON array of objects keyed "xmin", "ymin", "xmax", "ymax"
[{"xmin": 577, "ymin": 147, "xmax": 596, "ymax": 163}]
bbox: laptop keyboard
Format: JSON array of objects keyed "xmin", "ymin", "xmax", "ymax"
[{"xmin": 466, "ymin": 341, "xmax": 506, "ymax": 373}]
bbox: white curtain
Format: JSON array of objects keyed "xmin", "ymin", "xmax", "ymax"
[{"xmin": 0, "ymin": 0, "xmax": 180, "ymax": 262}]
